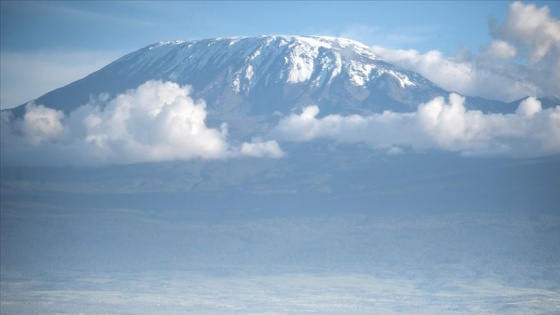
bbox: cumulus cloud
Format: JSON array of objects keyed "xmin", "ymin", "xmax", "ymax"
[
  {"xmin": 489, "ymin": 1, "xmax": 560, "ymax": 97},
  {"xmin": 371, "ymin": 1, "xmax": 560, "ymax": 102},
  {"xmin": 481, "ymin": 40, "xmax": 517, "ymax": 60},
  {"xmin": 272, "ymin": 93, "xmax": 560, "ymax": 157},
  {"xmin": 239, "ymin": 139, "xmax": 286, "ymax": 158},
  {"xmin": 75, "ymin": 80, "xmax": 231, "ymax": 163},
  {"xmin": 490, "ymin": 1, "xmax": 560, "ymax": 62},
  {"xmin": 516, "ymin": 96, "xmax": 542, "ymax": 116},
  {"xmin": 1, "ymin": 81, "xmax": 284, "ymax": 165},
  {"xmin": 20, "ymin": 103, "xmax": 67, "ymax": 146}
]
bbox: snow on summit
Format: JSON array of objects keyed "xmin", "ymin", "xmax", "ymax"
[
  {"xmin": 9, "ymin": 35, "xmax": 446, "ymax": 120},
  {"xmin": 112, "ymin": 35, "xmax": 407, "ymax": 92},
  {"xmin": 2, "ymin": 35, "xmax": 559, "ymax": 162},
  {"xmin": 81, "ymin": 34, "xmax": 444, "ymax": 116}
]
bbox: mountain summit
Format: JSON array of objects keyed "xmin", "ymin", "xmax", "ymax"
[
  {"xmin": 4, "ymin": 35, "xmax": 558, "ymax": 157},
  {"xmin": 18, "ymin": 36, "xmax": 446, "ymax": 118},
  {"xmin": 2, "ymin": 33, "xmax": 560, "ymax": 315}
]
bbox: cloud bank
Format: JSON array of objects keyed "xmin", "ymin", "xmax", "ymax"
[
  {"xmin": 2, "ymin": 85, "xmax": 557, "ymax": 165},
  {"xmin": 272, "ymin": 93, "xmax": 560, "ymax": 157},
  {"xmin": 371, "ymin": 1, "xmax": 560, "ymax": 102},
  {"xmin": 1, "ymin": 81, "xmax": 284, "ymax": 165}
]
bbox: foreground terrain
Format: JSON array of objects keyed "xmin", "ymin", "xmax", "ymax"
[{"xmin": 2, "ymin": 151, "xmax": 559, "ymax": 314}]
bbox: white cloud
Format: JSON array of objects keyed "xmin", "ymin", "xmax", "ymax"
[
  {"xmin": 272, "ymin": 93, "xmax": 560, "ymax": 157},
  {"xmin": 481, "ymin": 40, "xmax": 517, "ymax": 60},
  {"xmin": 516, "ymin": 96, "xmax": 542, "ymax": 116},
  {"xmin": 1, "ymin": 81, "xmax": 284, "ymax": 165},
  {"xmin": 416, "ymin": 94, "xmax": 487, "ymax": 149},
  {"xmin": 3, "ymin": 85, "xmax": 557, "ymax": 163},
  {"xmin": 20, "ymin": 103, "xmax": 66, "ymax": 146},
  {"xmin": 490, "ymin": 1, "xmax": 560, "ymax": 62},
  {"xmin": 77, "ymin": 80, "xmax": 230, "ymax": 163},
  {"xmin": 239, "ymin": 139, "xmax": 286, "ymax": 158},
  {"xmin": 489, "ymin": 1, "xmax": 560, "ymax": 98},
  {"xmin": 371, "ymin": 1, "xmax": 560, "ymax": 102}
]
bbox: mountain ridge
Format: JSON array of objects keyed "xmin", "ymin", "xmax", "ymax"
[
  {"xmin": 8, "ymin": 35, "xmax": 449, "ymax": 118},
  {"xmin": 6, "ymin": 35, "xmax": 557, "ymax": 138}
]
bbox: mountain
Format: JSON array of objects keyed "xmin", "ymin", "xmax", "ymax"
[
  {"xmin": 10, "ymin": 36, "xmax": 452, "ymax": 119},
  {"xmin": 2, "ymin": 36, "xmax": 560, "ymax": 314},
  {"xmin": 3, "ymin": 35, "xmax": 558, "ymax": 203}
]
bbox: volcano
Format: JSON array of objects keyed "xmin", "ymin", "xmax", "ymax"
[
  {"xmin": 11, "ymin": 36, "xmax": 452, "ymax": 117},
  {"xmin": 1, "ymin": 36, "xmax": 559, "ymax": 314}
]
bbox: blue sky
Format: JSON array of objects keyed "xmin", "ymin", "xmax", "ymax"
[
  {"xmin": 1, "ymin": 1, "xmax": 559, "ymax": 109},
  {"xmin": 2, "ymin": 1, "xmax": 528, "ymax": 53}
]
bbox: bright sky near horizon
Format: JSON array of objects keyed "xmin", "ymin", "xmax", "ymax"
[{"xmin": 1, "ymin": 1, "xmax": 559, "ymax": 109}]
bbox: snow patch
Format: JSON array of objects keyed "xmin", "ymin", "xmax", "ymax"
[
  {"xmin": 286, "ymin": 43, "xmax": 319, "ymax": 84},
  {"xmin": 387, "ymin": 70, "xmax": 416, "ymax": 88},
  {"xmin": 245, "ymin": 65, "xmax": 254, "ymax": 81},
  {"xmin": 347, "ymin": 61, "xmax": 375, "ymax": 86}
]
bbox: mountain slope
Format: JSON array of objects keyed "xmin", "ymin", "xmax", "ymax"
[
  {"xmin": 2, "ymin": 36, "xmax": 559, "ymax": 314},
  {"xmin": 11, "ymin": 36, "xmax": 449, "ymax": 119}
]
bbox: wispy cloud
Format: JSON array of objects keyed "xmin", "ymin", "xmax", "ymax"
[
  {"xmin": 0, "ymin": 50, "xmax": 124, "ymax": 109},
  {"xmin": 337, "ymin": 24, "xmax": 439, "ymax": 48},
  {"xmin": 32, "ymin": 1, "xmax": 157, "ymax": 28}
]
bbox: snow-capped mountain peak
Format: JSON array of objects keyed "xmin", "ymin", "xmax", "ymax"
[
  {"xmin": 117, "ymin": 35, "xmax": 386, "ymax": 90},
  {"xmin": 11, "ymin": 35, "xmax": 447, "ymax": 119},
  {"xmin": 92, "ymin": 35, "xmax": 441, "ymax": 115}
]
